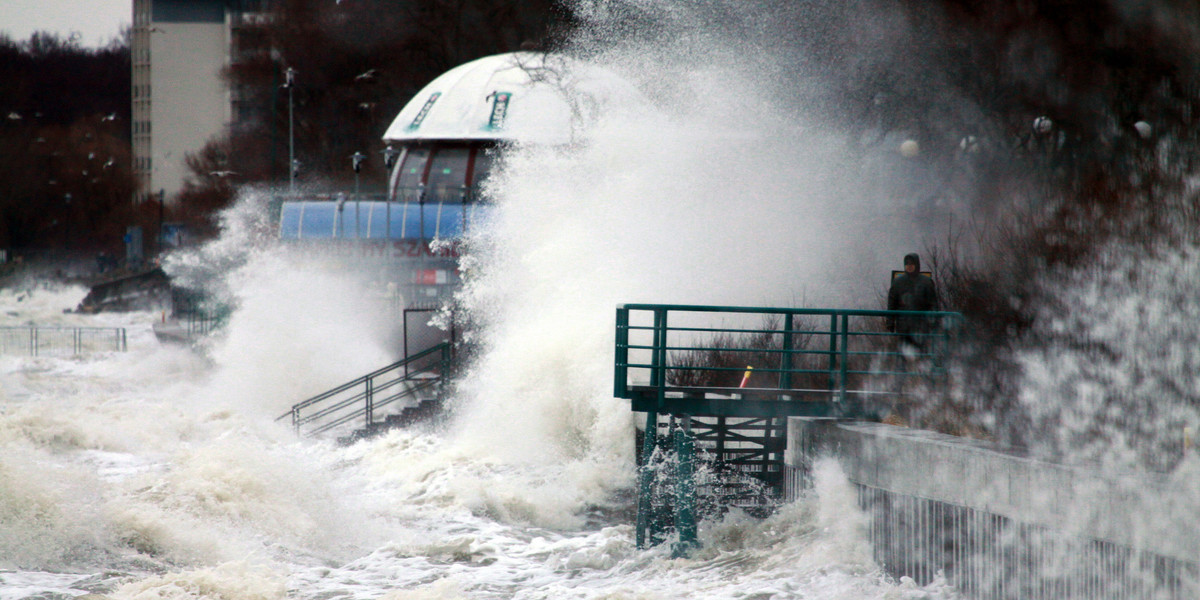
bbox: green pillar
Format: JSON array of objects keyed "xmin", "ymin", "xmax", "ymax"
[
  {"xmin": 672, "ymin": 414, "xmax": 698, "ymax": 558},
  {"xmin": 636, "ymin": 411, "xmax": 658, "ymax": 549}
]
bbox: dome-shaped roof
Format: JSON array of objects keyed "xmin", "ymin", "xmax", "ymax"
[{"xmin": 383, "ymin": 52, "xmax": 643, "ymax": 145}]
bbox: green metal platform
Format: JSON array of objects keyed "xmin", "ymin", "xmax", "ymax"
[{"xmin": 614, "ymin": 303, "xmax": 963, "ymax": 554}]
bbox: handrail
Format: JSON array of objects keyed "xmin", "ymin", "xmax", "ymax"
[
  {"xmin": 0, "ymin": 326, "xmax": 127, "ymax": 356},
  {"xmin": 615, "ymin": 304, "xmax": 963, "ymax": 415},
  {"xmin": 277, "ymin": 342, "xmax": 451, "ymax": 437}
]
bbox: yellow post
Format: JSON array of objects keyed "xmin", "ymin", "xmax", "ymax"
[{"xmin": 739, "ymin": 366, "xmax": 753, "ymax": 389}]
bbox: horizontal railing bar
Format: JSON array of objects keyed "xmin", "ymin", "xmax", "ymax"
[
  {"xmin": 278, "ymin": 343, "xmax": 449, "ymax": 424},
  {"xmin": 298, "ymin": 393, "xmax": 370, "ymax": 425},
  {"xmin": 623, "ymin": 326, "xmax": 888, "ymax": 337},
  {"xmin": 625, "ymin": 340, "xmax": 942, "ymax": 354},
  {"xmin": 294, "ymin": 368, "xmax": 438, "ymax": 416},
  {"xmin": 689, "ymin": 432, "xmax": 786, "ymax": 440},
  {"xmin": 0, "ymin": 328, "xmax": 127, "ymax": 333},
  {"xmin": 627, "ymin": 345, "xmax": 843, "ymax": 357},
  {"xmin": 292, "ymin": 377, "xmax": 371, "ymax": 410},
  {"xmin": 309, "ymin": 411, "xmax": 365, "ymax": 435},
  {"xmin": 622, "ymin": 362, "xmax": 852, "ymax": 375},
  {"xmin": 0, "ymin": 326, "xmax": 127, "ymax": 356},
  {"xmin": 694, "ymin": 432, "xmax": 781, "ymax": 445},
  {"xmin": 629, "ymin": 384, "xmax": 909, "ymax": 395},
  {"xmin": 632, "ymin": 364, "xmax": 935, "ymax": 377},
  {"xmin": 282, "ymin": 341, "xmax": 453, "ymax": 438},
  {"xmin": 307, "ymin": 379, "xmax": 443, "ymax": 436},
  {"xmin": 630, "ymin": 340, "xmax": 944, "ymax": 353},
  {"xmin": 619, "ymin": 303, "xmax": 963, "ymax": 318},
  {"xmin": 298, "ymin": 394, "xmax": 367, "ymax": 425},
  {"xmin": 370, "ymin": 392, "xmax": 411, "ymax": 412}
]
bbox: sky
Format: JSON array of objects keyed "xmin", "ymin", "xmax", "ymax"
[{"xmin": 2, "ymin": 0, "xmax": 132, "ymax": 47}]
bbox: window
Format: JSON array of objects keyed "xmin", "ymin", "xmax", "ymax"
[
  {"xmin": 426, "ymin": 147, "xmax": 470, "ymax": 202},
  {"xmin": 394, "ymin": 147, "xmax": 428, "ymax": 202},
  {"xmin": 470, "ymin": 148, "xmax": 496, "ymax": 194}
]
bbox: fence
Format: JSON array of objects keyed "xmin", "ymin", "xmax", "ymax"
[
  {"xmin": 787, "ymin": 419, "xmax": 1199, "ymax": 599},
  {"xmin": 615, "ymin": 303, "xmax": 964, "ymax": 418},
  {"xmin": 0, "ymin": 326, "xmax": 127, "ymax": 356}
]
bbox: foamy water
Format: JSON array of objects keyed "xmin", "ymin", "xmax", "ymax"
[
  {"xmin": 0, "ymin": 284, "xmax": 968, "ymax": 600},
  {"xmin": 0, "ymin": 3, "xmax": 989, "ymax": 597}
]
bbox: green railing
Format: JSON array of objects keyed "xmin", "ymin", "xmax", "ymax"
[
  {"xmin": 179, "ymin": 308, "xmax": 228, "ymax": 338},
  {"xmin": 277, "ymin": 342, "xmax": 451, "ymax": 437},
  {"xmin": 0, "ymin": 326, "xmax": 127, "ymax": 356},
  {"xmin": 615, "ymin": 304, "xmax": 964, "ymax": 418},
  {"xmin": 616, "ymin": 303, "xmax": 965, "ymax": 554}
]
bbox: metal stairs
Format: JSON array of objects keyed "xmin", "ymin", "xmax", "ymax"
[{"xmin": 277, "ymin": 342, "xmax": 452, "ymax": 442}]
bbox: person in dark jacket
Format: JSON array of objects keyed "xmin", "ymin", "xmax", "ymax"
[{"xmin": 887, "ymin": 253, "xmax": 938, "ymax": 350}]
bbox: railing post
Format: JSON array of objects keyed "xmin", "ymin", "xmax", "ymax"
[
  {"xmin": 30, "ymin": 327, "xmax": 37, "ymax": 357},
  {"xmin": 652, "ymin": 308, "xmax": 668, "ymax": 409},
  {"xmin": 780, "ymin": 312, "xmax": 794, "ymax": 391},
  {"xmin": 839, "ymin": 314, "xmax": 851, "ymax": 402},
  {"xmin": 403, "ymin": 310, "xmax": 411, "ymax": 379},
  {"xmin": 826, "ymin": 314, "xmax": 838, "ymax": 395},
  {"xmin": 440, "ymin": 342, "xmax": 451, "ymax": 398},
  {"xmin": 614, "ymin": 307, "xmax": 629, "ymax": 398},
  {"xmin": 365, "ymin": 376, "xmax": 375, "ymax": 426}
]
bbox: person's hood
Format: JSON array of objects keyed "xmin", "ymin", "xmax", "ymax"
[{"xmin": 904, "ymin": 253, "xmax": 921, "ymax": 271}]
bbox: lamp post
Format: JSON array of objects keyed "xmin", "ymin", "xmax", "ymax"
[
  {"xmin": 157, "ymin": 189, "xmax": 165, "ymax": 256},
  {"xmin": 352, "ymin": 151, "xmax": 366, "ymax": 238},
  {"xmin": 352, "ymin": 151, "xmax": 366, "ymax": 196},
  {"xmin": 284, "ymin": 67, "xmax": 296, "ymax": 196},
  {"xmin": 381, "ymin": 144, "xmax": 400, "ymax": 197},
  {"xmin": 63, "ymin": 193, "xmax": 72, "ymax": 249},
  {"xmin": 381, "ymin": 145, "xmax": 400, "ymax": 174},
  {"xmin": 381, "ymin": 145, "xmax": 399, "ymax": 239},
  {"xmin": 382, "ymin": 145, "xmax": 400, "ymax": 169}
]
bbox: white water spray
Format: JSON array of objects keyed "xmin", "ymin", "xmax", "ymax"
[{"xmin": 439, "ymin": 6, "xmax": 939, "ymax": 522}]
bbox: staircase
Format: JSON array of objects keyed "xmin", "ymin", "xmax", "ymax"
[
  {"xmin": 688, "ymin": 416, "xmax": 787, "ymax": 513},
  {"xmin": 277, "ymin": 342, "xmax": 452, "ymax": 443}
]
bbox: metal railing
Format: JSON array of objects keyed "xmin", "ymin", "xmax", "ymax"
[
  {"xmin": 179, "ymin": 308, "xmax": 228, "ymax": 338},
  {"xmin": 618, "ymin": 303, "xmax": 965, "ymax": 553},
  {"xmin": 0, "ymin": 326, "xmax": 127, "ymax": 356},
  {"xmin": 615, "ymin": 304, "xmax": 964, "ymax": 416},
  {"xmin": 277, "ymin": 342, "xmax": 451, "ymax": 437}
]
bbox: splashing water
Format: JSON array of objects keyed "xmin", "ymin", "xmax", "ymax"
[
  {"xmin": 9, "ymin": 2, "xmax": 1142, "ymax": 599},
  {"xmin": 1017, "ymin": 240, "xmax": 1200, "ymax": 471}
]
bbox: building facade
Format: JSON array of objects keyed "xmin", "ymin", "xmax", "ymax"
[{"xmin": 131, "ymin": 0, "xmax": 268, "ymax": 203}]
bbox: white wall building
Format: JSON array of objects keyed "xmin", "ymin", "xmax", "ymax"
[{"xmin": 131, "ymin": 0, "xmax": 266, "ymax": 203}]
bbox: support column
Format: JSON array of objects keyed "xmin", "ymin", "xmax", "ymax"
[{"xmin": 672, "ymin": 414, "xmax": 698, "ymax": 558}]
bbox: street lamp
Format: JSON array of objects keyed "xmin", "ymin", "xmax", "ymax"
[
  {"xmin": 382, "ymin": 145, "xmax": 400, "ymax": 171},
  {"xmin": 352, "ymin": 151, "xmax": 367, "ymax": 191},
  {"xmin": 157, "ymin": 189, "xmax": 164, "ymax": 255},
  {"xmin": 381, "ymin": 145, "xmax": 399, "ymax": 239},
  {"xmin": 352, "ymin": 151, "xmax": 366, "ymax": 238},
  {"xmin": 283, "ymin": 67, "xmax": 296, "ymax": 196}
]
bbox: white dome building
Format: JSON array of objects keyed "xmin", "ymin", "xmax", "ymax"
[
  {"xmin": 382, "ymin": 51, "xmax": 645, "ymax": 203},
  {"xmin": 278, "ymin": 52, "xmax": 643, "ymax": 305}
]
